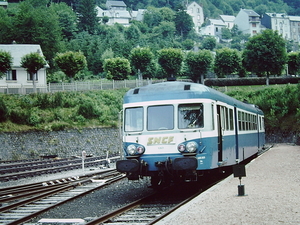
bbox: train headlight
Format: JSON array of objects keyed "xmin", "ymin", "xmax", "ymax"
[
  {"xmin": 177, "ymin": 144, "xmax": 186, "ymax": 153},
  {"xmin": 186, "ymin": 141, "xmax": 198, "ymax": 153},
  {"xmin": 127, "ymin": 144, "xmax": 145, "ymax": 156},
  {"xmin": 136, "ymin": 146, "xmax": 145, "ymax": 154},
  {"xmin": 127, "ymin": 144, "xmax": 137, "ymax": 155}
]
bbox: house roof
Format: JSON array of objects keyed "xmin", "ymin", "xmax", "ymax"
[
  {"xmin": 289, "ymin": 15, "xmax": 300, "ymax": 21},
  {"xmin": 220, "ymin": 15, "xmax": 235, "ymax": 22},
  {"xmin": 242, "ymin": 9, "xmax": 260, "ymax": 17},
  {"xmin": 187, "ymin": 1, "xmax": 201, "ymax": 8},
  {"xmin": 0, "ymin": 44, "xmax": 49, "ymax": 68},
  {"xmin": 106, "ymin": 1, "xmax": 126, "ymax": 8},
  {"xmin": 209, "ymin": 19, "xmax": 226, "ymax": 26}
]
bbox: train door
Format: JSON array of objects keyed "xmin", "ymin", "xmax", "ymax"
[{"xmin": 217, "ymin": 105, "xmax": 223, "ymax": 162}]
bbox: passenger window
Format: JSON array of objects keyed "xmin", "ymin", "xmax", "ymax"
[
  {"xmin": 178, "ymin": 103, "xmax": 204, "ymax": 129},
  {"xmin": 229, "ymin": 109, "xmax": 234, "ymax": 130}
]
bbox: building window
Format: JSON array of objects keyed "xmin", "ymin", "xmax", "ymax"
[
  {"xmin": 252, "ymin": 23, "xmax": 256, "ymax": 27},
  {"xmin": 27, "ymin": 72, "xmax": 38, "ymax": 81},
  {"xmin": 6, "ymin": 70, "xmax": 17, "ymax": 80}
]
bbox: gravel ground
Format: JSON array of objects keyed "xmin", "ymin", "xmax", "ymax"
[
  {"xmin": 155, "ymin": 143, "xmax": 300, "ymax": 225},
  {"xmin": 1, "ymin": 164, "xmax": 154, "ymax": 222},
  {"xmin": 31, "ymin": 178, "xmax": 154, "ymax": 223}
]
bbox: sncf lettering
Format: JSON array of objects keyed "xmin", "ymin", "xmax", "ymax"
[{"xmin": 147, "ymin": 136, "xmax": 175, "ymax": 145}]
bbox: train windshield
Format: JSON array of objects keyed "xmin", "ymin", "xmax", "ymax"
[
  {"xmin": 178, "ymin": 103, "xmax": 204, "ymax": 129},
  {"xmin": 147, "ymin": 105, "xmax": 174, "ymax": 131},
  {"xmin": 124, "ymin": 107, "xmax": 143, "ymax": 132}
]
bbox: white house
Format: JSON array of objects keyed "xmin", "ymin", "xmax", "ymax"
[
  {"xmin": 220, "ymin": 15, "xmax": 235, "ymax": 29},
  {"xmin": 0, "ymin": 1, "xmax": 8, "ymax": 8},
  {"xmin": 0, "ymin": 44, "xmax": 48, "ymax": 94},
  {"xmin": 186, "ymin": 1, "xmax": 204, "ymax": 34},
  {"xmin": 200, "ymin": 19, "xmax": 226, "ymax": 42},
  {"xmin": 234, "ymin": 9, "xmax": 262, "ymax": 37},
  {"xmin": 96, "ymin": 1, "xmax": 145, "ymax": 27},
  {"xmin": 289, "ymin": 15, "xmax": 300, "ymax": 44},
  {"xmin": 261, "ymin": 13, "xmax": 291, "ymax": 40}
]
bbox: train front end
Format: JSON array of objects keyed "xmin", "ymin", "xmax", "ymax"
[{"xmin": 116, "ymin": 83, "xmax": 214, "ymax": 187}]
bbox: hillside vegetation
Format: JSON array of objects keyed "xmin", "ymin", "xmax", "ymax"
[
  {"xmin": 2, "ymin": 0, "xmax": 300, "ymax": 83},
  {"xmin": 1, "ymin": 85, "xmax": 299, "ymax": 137},
  {"xmin": 0, "ymin": 89, "xmax": 127, "ymax": 132}
]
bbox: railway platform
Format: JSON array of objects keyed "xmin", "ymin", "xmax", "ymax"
[{"xmin": 155, "ymin": 144, "xmax": 300, "ymax": 225}]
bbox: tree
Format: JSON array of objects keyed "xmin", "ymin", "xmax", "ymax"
[
  {"xmin": 54, "ymin": 51, "xmax": 87, "ymax": 81},
  {"xmin": 157, "ymin": 48, "xmax": 183, "ymax": 79},
  {"xmin": 174, "ymin": 6, "xmax": 194, "ymax": 39},
  {"xmin": 12, "ymin": 1, "xmax": 62, "ymax": 61},
  {"xmin": 50, "ymin": 2, "xmax": 78, "ymax": 40},
  {"xmin": 130, "ymin": 47, "xmax": 154, "ymax": 80},
  {"xmin": 124, "ymin": 24, "xmax": 141, "ymax": 43},
  {"xmin": 242, "ymin": 29, "xmax": 287, "ymax": 85},
  {"xmin": 0, "ymin": 7, "xmax": 14, "ymax": 43},
  {"xmin": 103, "ymin": 57, "xmax": 131, "ymax": 80},
  {"xmin": 185, "ymin": 50, "xmax": 213, "ymax": 83},
  {"xmin": 20, "ymin": 52, "xmax": 47, "ymax": 93},
  {"xmin": 77, "ymin": 0, "xmax": 99, "ymax": 34},
  {"xmin": 287, "ymin": 52, "xmax": 300, "ymax": 75},
  {"xmin": 143, "ymin": 6, "xmax": 163, "ymax": 28},
  {"xmin": 152, "ymin": 21, "xmax": 176, "ymax": 39},
  {"xmin": 221, "ymin": 27, "xmax": 232, "ymax": 40},
  {"xmin": 214, "ymin": 48, "xmax": 241, "ymax": 78},
  {"xmin": 202, "ymin": 36, "xmax": 217, "ymax": 51},
  {"xmin": 0, "ymin": 50, "xmax": 13, "ymax": 79}
]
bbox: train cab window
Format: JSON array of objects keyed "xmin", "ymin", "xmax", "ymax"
[
  {"xmin": 147, "ymin": 105, "xmax": 174, "ymax": 131},
  {"xmin": 178, "ymin": 103, "xmax": 204, "ymax": 129},
  {"xmin": 124, "ymin": 107, "xmax": 143, "ymax": 132}
]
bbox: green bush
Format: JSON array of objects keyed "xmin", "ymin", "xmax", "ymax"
[
  {"xmin": 78, "ymin": 100, "xmax": 99, "ymax": 119},
  {"xmin": 35, "ymin": 93, "xmax": 51, "ymax": 109},
  {"xmin": 52, "ymin": 92, "xmax": 64, "ymax": 108},
  {"xmin": 28, "ymin": 110, "xmax": 41, "ymax": 126},
  {"xmin": 0, "ymin": 97, "xmax": 8, "ymax": 122},
  {"xmin": 10, "ymin": 107, "xmax": 30, "ymax": 125}
]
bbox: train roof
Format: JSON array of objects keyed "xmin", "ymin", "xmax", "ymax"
[{"xmin": 124, "ymin": 81, "xmax": 263, "ymax": 115}]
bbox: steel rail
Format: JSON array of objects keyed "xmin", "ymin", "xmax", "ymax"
[{"xmin": 2, "ymin": 173, "xmax": 126, "ymax": 225}]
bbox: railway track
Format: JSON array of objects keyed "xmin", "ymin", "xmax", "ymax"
[
  {"xmin": 0, "ymin": 156, "xmax": 120, "ymax": 182},
  {"xmin": 85, "ymin": 176, "xmax": 226, "ymax": 225},
  {"xmin": 82, "ymin": 146, "xmax": 274, "ymax": 225},
  {"xmin": 0, "ymin": 169, "xmax": 125, "ymax": 225}
]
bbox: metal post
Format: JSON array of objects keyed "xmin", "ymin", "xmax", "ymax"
[{"xmin": 82, "ymin": 151, "xmax": 86, "ymax": 171}]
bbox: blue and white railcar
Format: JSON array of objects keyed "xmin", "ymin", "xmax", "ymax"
[{"xmin": 116, "ymin": 81, "xmax": 265, "ymax": 186}]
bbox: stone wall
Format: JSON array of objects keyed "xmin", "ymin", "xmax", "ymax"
[
  {"xmin": 0, "ymin": 128, "xmax": 298, "ymax": 161},
  {"xmin": 0, "ymin": 128, "xmax": 120, "ymax": 161}
]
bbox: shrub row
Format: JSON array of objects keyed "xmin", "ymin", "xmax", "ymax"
[{"xmin": 204, "ymin": 76, "xmax": 300, "ymax": 86}]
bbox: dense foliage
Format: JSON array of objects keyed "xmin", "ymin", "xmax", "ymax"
[
  {"xmin": 1, "ymin": 0, "xmax": 298, "ymax": 82},
  {"xmin": 226, "ymin": 84, "xmax": 300, "ymax": 135},
  {"xmin": 0, "ymin": 85, "xmax": 299, "ymax": 136},
  {"xmin": 0, "ymin": 89, "xmax": 127, "ymax": 132}
]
